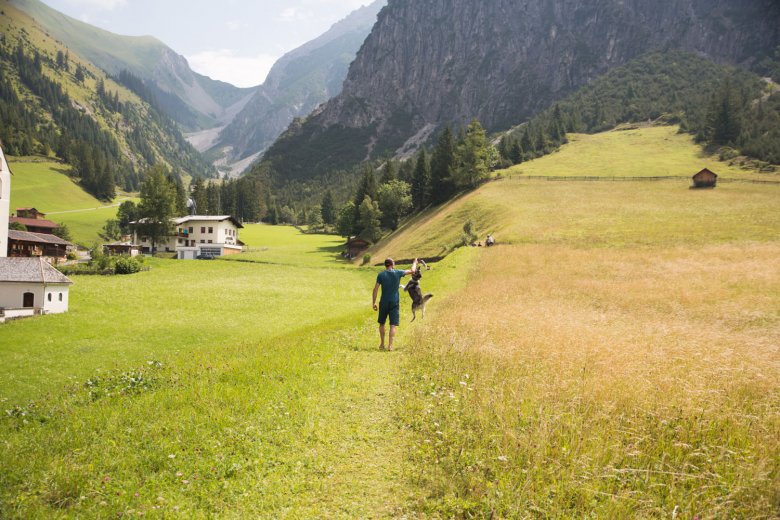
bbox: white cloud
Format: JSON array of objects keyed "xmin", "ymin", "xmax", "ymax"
[
  {"xmin": 277, "ymin": 7, "xmax": 315, "ymax": 22},
  {"xmin": 65, "ymin": 0, "xmax": 127, "ymax": 10},
  {"xmin": 186, "ymin": 49, "xmax": 278, "ymax": 88}
]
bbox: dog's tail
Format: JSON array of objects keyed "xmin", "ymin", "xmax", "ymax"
[{"xmin": 423, "ymin": 293, "xmax": 433, "ymax": 302}]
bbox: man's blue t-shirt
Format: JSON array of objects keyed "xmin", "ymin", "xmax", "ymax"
[{"xmin": 377, "ymin": 269, "xmax": 405, "ymax": 304}]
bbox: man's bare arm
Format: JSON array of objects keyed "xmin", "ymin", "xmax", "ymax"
[
  {"xmin": 372, "ymin": 283, "xmax": 380, "ymax": 310},
  {"xmin": 404, "ymin": 258, "xmax": 419, "ymax": 276}
]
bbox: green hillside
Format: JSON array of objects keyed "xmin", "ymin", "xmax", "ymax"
[
  {"xmin": 8, "ymin": 158, "xmax": 134, "ymax": 245},
  {"xmin": 0, "ymin": 2, "xmax": 212, "ymax": 200},
  {"xmin": 7, "ymin": 0, "xmax": 253, "ymax": 130},
  {"xmin": 371, "ymin": 125, "xmax": 780, "ymax": 261},
  {"xmin": 7, "ymin": 0, "xmax": 165, "ymax": 77}
]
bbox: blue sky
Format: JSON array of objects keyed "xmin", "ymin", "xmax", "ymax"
[{"xmin": 41, "ymin": 0, "xmax": 374, "ymax": 87}]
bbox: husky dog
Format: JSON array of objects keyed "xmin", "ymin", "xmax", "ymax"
[{"xmin": 402, "ymin": 260, "xmax": 433, "ymax": 322}]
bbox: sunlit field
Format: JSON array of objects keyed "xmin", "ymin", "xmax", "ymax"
[
  {"xmin": 8, "ymin": 158, "xmax": 135, "ymax": 246},
  {"xmin": 400, "ymin": 243, "xmax": 779, "ymax": 517},
  {"xmin": 233, "ymin": 224, "xmax": 349, "ymax": 268},
  {"xmin": 506, "ymin": 125, "xmax": 779, "ymax": 181},
  {"xmin": 373, "ymin": 179, "xmax": 780, "ymax": 261},
  {"xmin": 0, "ymin": 226, "xmax": 470, "ymax": 517}
]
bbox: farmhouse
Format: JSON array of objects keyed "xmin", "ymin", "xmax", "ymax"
[
  {"xmin": 16, "ymin": 207, "xmax": 46, "ymax": 219},
  {"xmin": 0, "ymin": 257, "xmax": 73, "ymax": 321},
  {"xmin": 132, "ymin": 215, "xmax": 244, "ymax": 259},
  {"xmin": 10, "ymin": 208, "xmax": 60, "ymax": 234},
  {"xmin": 692, "ymin": 168, "xmax": 718, "ymax": 188},
  {"xmin": 8, "ymin": 229, "xmax": 72, "ymax": 262},
  {"xmin": 104, "ymin": 239, "xmax": 142, "ymax": 257}
]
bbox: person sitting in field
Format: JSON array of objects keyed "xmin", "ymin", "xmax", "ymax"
[{"xmin": 486, "ymin": 234, "xmax": 495, "ymax": 247}]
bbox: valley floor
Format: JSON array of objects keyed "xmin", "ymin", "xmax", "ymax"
[{"xmin": 1, "ymin": 127, "xmax": 778, "ymax": 517}]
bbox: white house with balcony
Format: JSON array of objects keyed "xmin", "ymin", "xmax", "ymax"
[{"xmin": 132, "ymin": 215, "xmax": 244, "ymax": 259}]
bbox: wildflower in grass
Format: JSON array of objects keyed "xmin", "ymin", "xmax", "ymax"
[
  {"xmin": 498, "ymin": 455, "xmax": 508, "ymax": 462},
  {"xmin": 168, "ymin": 454, "xmax": 176, "ymax": 459}
]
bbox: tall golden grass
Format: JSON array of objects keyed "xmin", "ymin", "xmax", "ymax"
[{"xmin": 400, "ymin": 244, "xmax": 779, "ymax": 517}]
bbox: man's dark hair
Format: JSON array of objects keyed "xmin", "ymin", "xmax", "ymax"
[{"xmin": 384, "ymin": 258, "xmax": 394, "ymax": 267}]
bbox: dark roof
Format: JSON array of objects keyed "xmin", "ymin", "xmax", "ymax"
[
  {"xmin": 10, "ymin": 216, "xmax": 59, "ymax": 229},
  {"xmin": 693, "ymin": 168, "xmax": 718, "ymax": 178},
  {"xmin": 0, "ymin": 258, "xmax": 73, "ymax": 284},
  {"xmin": 8, "ymin": 230, "xmax": 72, "ymax": 246}
]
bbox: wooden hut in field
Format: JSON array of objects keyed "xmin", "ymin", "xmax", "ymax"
[
  {"xmin": 345, "ymin": 237, "xmax": 370, "ymax": 259},
  {"xmin": 692, "ymin": 168, "xmax": 718, "ymax": 188}
]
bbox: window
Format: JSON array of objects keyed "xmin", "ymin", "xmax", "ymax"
[
  {"xmin": 208, "ymin": 240, "xmax": 212, "ymax": 244},
  {"xmin": 200, "ymin": 240, "xmax": 205, "ymax": 244},
  {"xmin": 178, "ymin": 239, "xmax": 183, "ymax": 244},
  {"xmin": 59, "ymin": 293, "xmax": 63, "ymax": 302},
  {"xmin": 48, "ymin": 293, "xmax": 52, "ymax": 302},
  {"xmin": 201, "ymin": 227, "xmax": 206, "ymax": 233},
  {"xmin": 189, "ymin": 227, "xmax": 193, "ymax": 233},
  {"xmin": 208, "ymin": 227, "xmax": 213, "ymax": 233}
]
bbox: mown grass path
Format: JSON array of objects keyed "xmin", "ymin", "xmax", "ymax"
[{"xmin": 0, "ymin": 226, "xmax": 475, "ymax": 518}]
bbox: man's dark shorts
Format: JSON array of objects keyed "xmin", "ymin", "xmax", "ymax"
[{"xmin": 378, "ymin": 301, "xmax": 400, "ymax": 326}]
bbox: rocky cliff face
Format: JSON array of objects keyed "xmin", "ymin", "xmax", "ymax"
[
  {"xmin": 211, "ymin": 0, "xmax": 385, "ymax": 170},
  {"xmin": 265, "ymin": 0, "xmax": 779, "ymax": 179}
]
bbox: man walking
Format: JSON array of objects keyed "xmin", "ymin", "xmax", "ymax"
[{"xmin": 372, "ymin": 257, "xmax": 418, "ymax": 350}]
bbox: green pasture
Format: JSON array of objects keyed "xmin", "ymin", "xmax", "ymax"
[
  {"xmin": 234, "ymin": 224, "xmax": 349, "ymax": 268},
  {"xmin": 0, "ymin": 224, "xmax": 473, "ymax": 517},
  {"xmin": 372, "ymin": 179, "xmax": 780, "ymax": 261},
  {"xmin": 506, "ymin": 125, "xmax": 778, "ymax": 180},
  {"xmin": 7, "ymin": 158, "xmax": 135, "ymax": 246}
]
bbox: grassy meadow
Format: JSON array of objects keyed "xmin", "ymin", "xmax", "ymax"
[
  {"xmin": 7, "ymin": 158, "xmax": 135, "ymax": 246},
  {"xmin": 1, "ymin": 126, "xmax": 778, "ymax": 517},
  {"xmin": 234, "ymin": 224, "xmax": 350, "ymax": 267},
  {"xmin": 506, "ymin": 125, "xmax": 779, "ymax": 181}
]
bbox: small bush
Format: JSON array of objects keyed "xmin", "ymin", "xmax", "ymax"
[
  {"xmin": 114, "ymin": 256, "xmax": 141, "ymax": 274},
  {"xmin": 362, "ymin": 253, "xmax": 372, "ymax": 265},
  {"xmin": 719, "ymin": 147, "xmax": 739, "ymax": 161}
]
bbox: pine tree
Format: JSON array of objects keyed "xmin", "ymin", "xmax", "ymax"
[
  {"xmin": 74, "ymin": 64, "xmax": 85, "ymax": 83},
  {"xmin": 453, "ymin": 119, "xmax": 490, "ymax": 190},
  {"xmin": 191, "ymin": 178, "xmax": 207, "ymax": 215},
  {"xmin": 430, "ymin": 126, "xmax": 456, "ymax": 204},
  {"xmin": 380, "ymin": 160, "xmax": 397, "ymax": 184},
  {"xmin": 138, "ymin": 164, "xmax": 176, "ymax": 252},
  {"xmin": 206, "ymin": 182, "xmax": 221, "ymax": 215},
  {"xmin": 352, "ymin": 165, "xmax": 378, "ymax": 234},
  {"xmin": 411, "ymin": 148, "xmax": 431, "ymax": 210},
  {"xmin": 357, "ymin": 196, "xmax": 382, "ymax": 243},
  {"xmin": 321, "ymin": 190, "xmax": 335, "ymax": 225}
]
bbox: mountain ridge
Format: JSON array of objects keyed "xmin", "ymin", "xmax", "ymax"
[
  {"xmin": 7, "ymin": 0, "xmax": 257, "ymax": 131},
  {"xmin": 260, "ymin": 0, "xmax": 780, "ymax": 182}
]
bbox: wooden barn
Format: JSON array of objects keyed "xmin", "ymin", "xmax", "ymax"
[
  {"xmin": 692, "ymin": 168, "xmax": 718, "ymax": 188},
  {"xmin": 345, "ymin": 238, "xmax": 370, "ymax": 259}
]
